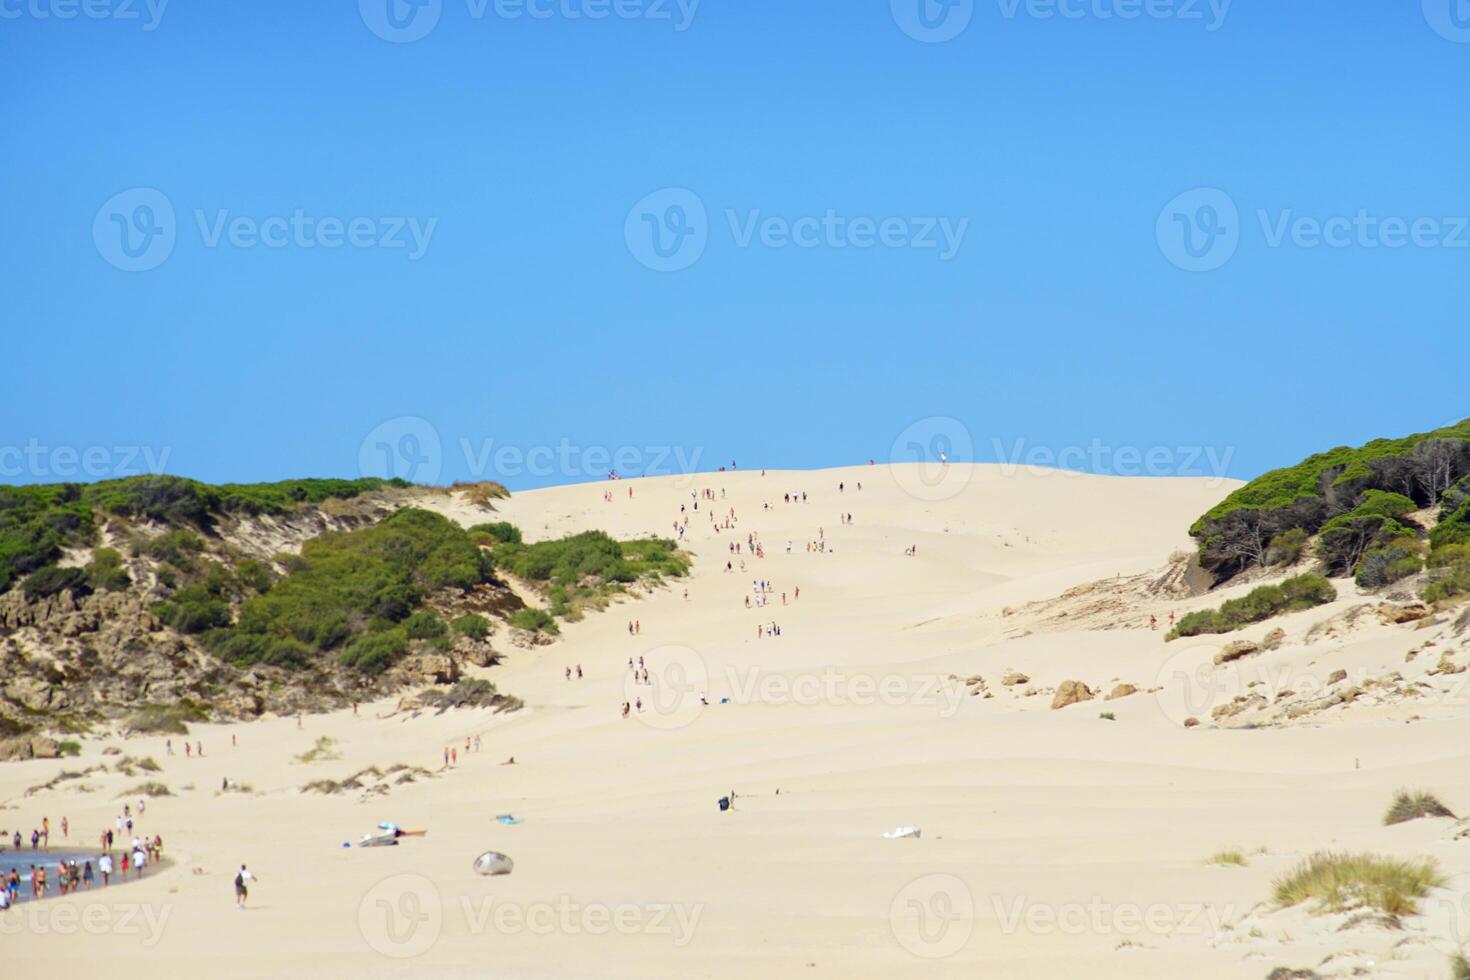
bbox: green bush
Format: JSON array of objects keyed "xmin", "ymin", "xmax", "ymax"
[
  {"xmin": 451, "ymin": 613, "xmax": 490, "ymax": 639},
  {"xmin": 84, "ymin": 547, "xmax": 132, "ymax": 591},
  {"xmin": 490, "ymin": 529, "xmax": 686, "ymax": 620},
  {"xmin": 509, "ymin": 608, "xmax": 558, "ymax": 634},
  {"xmin": 1189, "ymin": 422, "xmax": 1470, "ymax": 581},
  {"xmin": 213, "ymin": 508, "xmax": 492, "ymax": 673},
  {"xmin": 58, "ymin": 739, "xmax": 82, "ymax": 757},
  {"xmin": 157, "ymin": 597, "xmax": 232, "ymax": 634},
  {"xmin": 1266, "ymin": 528, "xmax": 1308, "ymax": 565},
  {"xmin": 1355, "ymin": 541, "xmax": 1423, "ymax": 589},
  {"xmin": 338, "ymin": 629, "xmax": 409, "ymax": 674},
  {"xmin": 1169, "ymin": 574, "xmax": 1336, "ymax": 638},
  {"xmin": 403, "ymin": 611, "xmax": 447, "ymax": 639},
  {"xmin": 22, "ymin": 565, "xmax": 92, "ymax": 601},
  {"xmin": 470, "ymin": 521, "xmax": 522, "ymax": 545}
]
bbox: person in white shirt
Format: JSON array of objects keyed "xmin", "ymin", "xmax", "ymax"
[
  {"xmin": 234, "ymin": 864, "xmax": 257, "ymax": 908},
  {"xmin": 99, "ymin": 853, "xmax": 113, "ymax": 886}
]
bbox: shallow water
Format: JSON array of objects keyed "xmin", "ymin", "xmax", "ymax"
[{"xmin": 0, "ymin": 849, "xmax": 153, "ymax": 904}]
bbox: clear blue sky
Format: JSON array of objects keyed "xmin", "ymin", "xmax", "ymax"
[{"xmin": 3, "ymin": 1, "xmax": 1467, "ymax": 489}]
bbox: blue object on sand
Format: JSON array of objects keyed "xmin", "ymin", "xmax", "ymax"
[{"xmin": 496, "ymin": 814, "xmax": 522, "ymax": 825}]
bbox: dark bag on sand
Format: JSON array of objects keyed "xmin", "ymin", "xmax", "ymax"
[{"xmin": 718, "ymin": 796, "xmax": 730, "ymax": 812}]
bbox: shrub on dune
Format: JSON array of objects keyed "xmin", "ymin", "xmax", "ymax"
[
  {"xmin": 1272, "ymin": 852, "xmax": 1444, "ymax": 918},
  {"xmin": 1384, "ymin": 789, "xmax": 1456, "ymax": 826}
]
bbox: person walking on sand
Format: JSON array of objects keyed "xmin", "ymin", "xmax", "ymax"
[{"xmin": 234, "ymin": 864, "xmax": 256, "ymax": 908}]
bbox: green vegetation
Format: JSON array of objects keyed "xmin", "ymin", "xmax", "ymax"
[
  {"xmin": 120, "ymin": 781, "xmax": 172, "ymax": 798},
  {"xmin": 22, "ymin": 565, "xmax": 91, "ymax": 601},
  {"xmin": 1272, "ymin": 852, "xmax": 1444, "ymax": 918},
  {"xmin": 84, "ymin": 547, "xmax": 131, "ymax": 591},
  {"xmin": 1266, "ymin": 528, "xmax": 1309, "ymax": 566},
  {"xmin": 0, "ymin": 475, "xmax": 404, "ymax": 597},
  {"xmin": 294, "ymin": 736, "xmax": 341, "ymax": 764},
  {"xmin": 1169, "ymin": 574, "xmax": 1336, "ymax": 638},
  {"xmin": 123, "ymin": 701, "xmax": 209, "ymax": 735},
  {"xmin": 1452, "ymin": 951, "xmax": 1470, "ymax": 980},
  {"xmin": 1384, "ymin": 789, "xmax": 1456, "ymax": 826},
  {"xmin": 1207, "ymin": 851, "xmax": 1247, "ymax": 867},
  {"xmin": 490, "ymin": 530, "xmax": 686, "ymax": 620},
  {"xmin": 58, "ymin": 739, "xmax": 81, "ymax": 757},
  {"xmin": 451, "ymin": 613, "xmax": 491, "ymax": 640},
  {"xmin": 469, "ymin": 521, "xmax": 522, "ymax": 545},
  {"xmin": 203, "ymin": 508, "xmax": 493, "ymax": 675},
  {"xmin": 1190, "ymin": 421, "xmax": 1470, "ymax": 583},
  {"xmin": 509, "ymin": 607, "xmax": 558, "ymax": 634}
]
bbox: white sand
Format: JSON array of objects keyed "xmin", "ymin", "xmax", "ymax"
[{"xmin": 6, "ymin": 464, "xmax": 1470, "ymax": 978}]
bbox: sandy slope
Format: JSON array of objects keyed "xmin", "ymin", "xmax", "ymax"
[{"xmin": 7, "ymin": 464, "xmax": 1470, "ymax": 979}]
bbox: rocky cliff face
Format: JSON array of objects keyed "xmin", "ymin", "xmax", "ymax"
[{"xmin": 0, "ymin": 494, "xmax": 517, "ymax": 749}]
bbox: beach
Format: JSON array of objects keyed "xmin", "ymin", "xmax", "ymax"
[{"xmin": 6, "ymin": 463, "xmax": 1470, "ymax": 978}]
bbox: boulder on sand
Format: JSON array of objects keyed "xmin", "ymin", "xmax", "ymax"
[
  {"xmin": 1050, "ymin": 680, "xmax": 1095, "ymax": 710},
  {"xmin": 1214, "ymin": 640, "xmax": 1259, "ymax": 665}
]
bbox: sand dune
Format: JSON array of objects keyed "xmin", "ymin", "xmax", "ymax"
[{"xmin": 8, "ymin": 464, "xmax": 1470, "ymax": 978}]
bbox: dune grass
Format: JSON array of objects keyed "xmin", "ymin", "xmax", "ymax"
[
  {"xmin": 1384, "ymin": 789, "xmax": 1456, "ymax": 826},
  {"xmin": 1272, "ymin": 852, "xmax": 1444, "ymax": 918},
  {"xmin": 1451, "ymin": 952, "xmax": 1470, "ymax": 980},
  {"xmin": 1208, "ymin": 850, "xmax": 1247, "ymax": 867},
  {"xmin": 294, "ymin": 736, "xmax": 341, "ymax": 764},
  {"xmin": 119, "ymin": 781, "xmax": 172, "ymax": 798}
]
